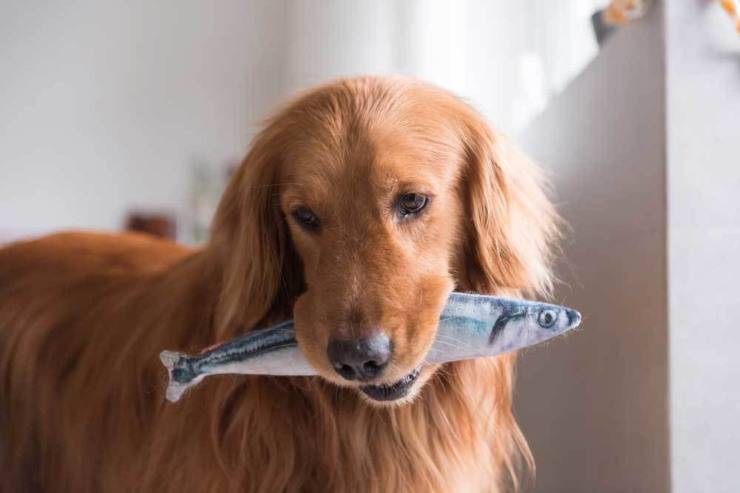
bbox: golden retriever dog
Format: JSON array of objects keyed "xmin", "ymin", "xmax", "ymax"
[{"xmin": 0, "ymin": 76, "xmax": 559, "ymax": 492}]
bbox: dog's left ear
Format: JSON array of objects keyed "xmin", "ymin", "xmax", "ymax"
[
  {"xmin": 208, "ymin": 123, "xmax": 304, "ymax": 336},
  {"xmin": 459, "ymin": 114, "xmax": 560, "ymax": 297}
]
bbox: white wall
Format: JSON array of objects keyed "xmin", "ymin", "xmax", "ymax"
[
  {"xmin": 1, "ymin": 0, "xmax": 607, "ymax": 243},
  {"xmin": 282, "ymin": 0, "xmax": 399, "ymax": 95},
  {"xmin": 515, "ymin": 3, "xmax": 670, "ymax": 492},
  {"xmin": 666, "ymin": 2, "xmax": 740, "ymax": 492},
  {"xmin": 0, "ymin": 0, "xmax": 287, "ymax": 241}
]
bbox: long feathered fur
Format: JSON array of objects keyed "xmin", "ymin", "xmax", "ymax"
[{"xmin": 0, "ymin": 77, "xmax": 559, "ymax": 492}]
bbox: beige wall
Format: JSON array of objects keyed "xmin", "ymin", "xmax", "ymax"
[{"xmin": 514, "ymin": 4, "xmax": 670, "ymax": 492}]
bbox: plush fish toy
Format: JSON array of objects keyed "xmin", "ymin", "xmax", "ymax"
[{"xmin": 161, "ymin": 292, "xmax": 581, "ymax": 402}]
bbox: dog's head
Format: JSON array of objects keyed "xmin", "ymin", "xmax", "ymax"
[{"xmin": 210, "ymin": 77, "xmax": 558, "ymax": 405}]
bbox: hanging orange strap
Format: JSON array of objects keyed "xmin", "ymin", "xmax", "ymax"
[
  {"xmin": 719, "ymin": 0, "xmax": 740, "ymax": 33},
  {"xmin": 603, "ymin": 0, "xmax": 647, "ymax": 26}
]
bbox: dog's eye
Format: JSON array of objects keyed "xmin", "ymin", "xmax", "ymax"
[
  {"xmin": 398, "ymin": 193, "xmax": 429, "ymax": 217},
  {"xmin": 291, "ymin": 207, "xmax": 320, "ymax": 232}
]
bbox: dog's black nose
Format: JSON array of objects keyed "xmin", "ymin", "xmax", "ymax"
[{"xmin": 327, "ymin": 333, "xmax": 391, "ymax": 381}]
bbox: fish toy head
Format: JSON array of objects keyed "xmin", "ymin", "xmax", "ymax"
[{"xmin": 425, "ymin": 293, "xmax": 582, "ymax": 364}]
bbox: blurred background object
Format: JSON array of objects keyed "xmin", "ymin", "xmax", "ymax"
[
  {"xmin": 190, "ymin": 160, "xmax": 236, "ymax": 243},
  {"xmin": 719, "ymin": 0, "xmax": 740, "ymax": 32},
  {"xmin": 601, "ymin": 0, "xmax": 649, "ymax": 26},
  {"xmin": 125, "ymin": 210, "xmax": 177, "ymax": 240},
  {"xmin": 2, "ymin": 1, "xmax": 739, "ymax": 492}
]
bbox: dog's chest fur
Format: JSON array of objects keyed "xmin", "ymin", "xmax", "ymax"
[{"xmin": 151, "ymin": 367, "xmax": 506, "ymax": 493}]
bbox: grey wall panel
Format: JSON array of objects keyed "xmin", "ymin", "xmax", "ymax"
[{"xmin": 514, "ymin": 3, "xmax": 669, "ymax": 492}]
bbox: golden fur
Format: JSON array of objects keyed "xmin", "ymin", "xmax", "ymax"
[{"xmin": 0, "ymin": 77, "xmax": 559, "ymax": 492}]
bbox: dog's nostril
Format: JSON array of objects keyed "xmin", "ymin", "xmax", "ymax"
[
  {"xmin": 327, "ymin": 333, "xmax": 391, "ymax": 382},
  {"xmin": 335, "ymin": 363, "xmax": 357, "ymax": 380}
]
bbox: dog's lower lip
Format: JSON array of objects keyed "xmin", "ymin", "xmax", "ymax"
[{"xmin": 359, "ymin": 367, "xmax": 421, "ymax": 401}]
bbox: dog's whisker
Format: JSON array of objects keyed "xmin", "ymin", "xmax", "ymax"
[
  {"xmin": 431, "ymin": 336, "xmax": 467, "ymax": 352},
  {"xmin": 239, "ymin": 182, "xmax": 303, "ymax": 190},
  {"xmin": 429, "ymin": 339, "xmax": 463, "ymax": 351}
]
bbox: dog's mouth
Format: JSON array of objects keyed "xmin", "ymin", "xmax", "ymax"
[{"xmin": 359, "ymin": 367, "xmax": 422, "ymax": 402}]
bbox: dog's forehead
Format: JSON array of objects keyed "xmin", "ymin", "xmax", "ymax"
[{"xmin": 280, "ymin": 117, "xmax": 462, "ymax": 206}]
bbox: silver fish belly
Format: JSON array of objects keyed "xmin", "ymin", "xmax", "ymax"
[{"xmin": 160, "ymin": 293, "xmax": 581, "ymax": 402}]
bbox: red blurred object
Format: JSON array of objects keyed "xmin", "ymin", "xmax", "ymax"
[{"xmin": 125, "ymin": 211, "xmax": 176, "ymax": 240}]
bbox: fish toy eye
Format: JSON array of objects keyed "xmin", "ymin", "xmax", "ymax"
[{"xmin": 538, "ymin": 309, "xmax": 557, "ymax": 328}]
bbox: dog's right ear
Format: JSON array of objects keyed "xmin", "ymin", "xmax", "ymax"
[
  {"xmin": 208, "ymin": 123, "xmax": 303, "ymax": 337},
  {"xmin": 458, "ymin": 112, "xmax": 560, "ymax": 298}
]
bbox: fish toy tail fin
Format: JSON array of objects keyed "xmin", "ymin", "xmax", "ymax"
[{"xmin": 159, "ymin": 350, "xmax": 197, "ymax": 403}]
